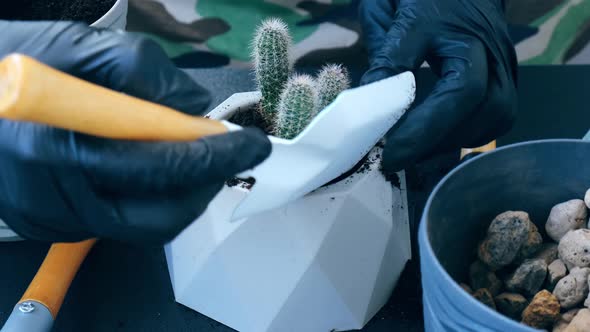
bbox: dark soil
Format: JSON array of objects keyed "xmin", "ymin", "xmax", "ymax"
[
  {"xmin": 380, "ymin": 165, "xmax": 401, "ymax": 189},
  {"xmin": 322, "ymin": 150, "xmax": 374, "ymax": 188},
  {"xmin": 228, "ymin": 105, "xmax": 274, "ymax": 135},
  {"xmin": 226, "ymin": 105, "xmax": 272, "ymax": 188},
  {"xmin": 0, "ymin": 0, "xmax": 116, "ymax": 25},
  {"xmin": 225, "ymin": 106, "xmax": 400, "ymax": 189},
  {"xmin": 226, "ymin": 177, "xmax": 256, "ymax": 190},
  {"xmin": 373, "ymin": 140, "xmax": 402, "ymax": 188}
]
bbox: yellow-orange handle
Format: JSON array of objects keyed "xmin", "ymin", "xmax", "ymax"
[
  {"xmin": 19, "ymin": 239, "xmax": 96, "ymax": 318},
  {"xmin": 460, "ymin": 140, "xmax": 497, "ymax": 160},
  {"xmin": 0, "ymin": 53, "xmax": 230, "ymax": 321},
  {"xmin": 0, "ymin": 53, "xmax": 228, "ymax": 140}
]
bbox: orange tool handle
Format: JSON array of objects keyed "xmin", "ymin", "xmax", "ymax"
[
  {"xmin": 0, "ymin": 53, "xmax": 230, "ymax": 320},
  {"xmin": 460, "ymin": 140, "xmax": 497, "ymax": 160},
  {"xmin": 0, "ymin": 53, "xmax": 228, "ymax": 140},
  {"xmin": 19, "ymin": 239, "xmax": 97, "ymax": 318}
]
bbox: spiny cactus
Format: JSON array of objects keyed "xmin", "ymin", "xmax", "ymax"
[
  {"xmin": 252, "ymin": 18, "xmax": 293, "ymax": 120},
  {"xmin": 316, "ymin": 64, "xmax": 350, "ymax": 111},
  {"xmin": 275, "ymin": 74, "xmax": 318, "ymax": 139}
]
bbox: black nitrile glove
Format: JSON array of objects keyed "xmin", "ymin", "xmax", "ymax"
[
  {"xmin": 359, "ymin": 0, "xmax": 518, "ymax": 172},
  {"xmin": 0, "ymin": 21, "xmax": 271, "ymax": 245}
]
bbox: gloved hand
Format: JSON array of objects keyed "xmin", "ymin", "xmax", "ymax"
[
  {"xmin": 0, "ymin": 21, "xmax": 271, "ymax": 245},
  {"xmin": 359, "ymin": 0, "xmax": 518, "ymax": 172}
]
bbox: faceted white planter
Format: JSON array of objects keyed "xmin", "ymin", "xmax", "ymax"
[{"xmin": 164, "ymin": 92, "xmax": 412, "ymax": 332}]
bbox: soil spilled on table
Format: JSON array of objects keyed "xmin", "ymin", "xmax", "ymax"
[
  {"xmin": 226, "ymin": 177, "xmax": 256, "ymax": 190},
  {"xmin": 0, "ymin": 0, "xmax": 116, "ymax": 25},
  {"xmin": 380, "ymin": 166, "xmax": 401, "ymax": 189}
]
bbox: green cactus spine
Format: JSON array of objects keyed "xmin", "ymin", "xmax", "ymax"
[
  {"xmin": 252, "ymin": 18, "xmax": 293, "ymax": 120},
  {"xmin": 316, "ymin": 64, "xmax": 350, "ymax": 111},
  {"xmin": 275, "ymin": 74, "xmax": 318, "ymax": 139}
]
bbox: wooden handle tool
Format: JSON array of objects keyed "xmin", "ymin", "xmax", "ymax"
[
  {"xmin": 0, "ymin": 53, "xmax": 231, "ymax": 324},
  {"xmin": 0, "ymin": 53, "xmax": 228, "ymax": 140},
  {"xmin": 18, "ymin": 239, "xmax": 97, "ymax": 318},
  {"xmin": 460, "ymin": 140, "xmax": 497, "ymax": 160}
]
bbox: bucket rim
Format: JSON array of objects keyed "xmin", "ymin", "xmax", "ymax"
[{"xmin": 418, "ymin": 138, "xmax": 590, "ymax": 331}]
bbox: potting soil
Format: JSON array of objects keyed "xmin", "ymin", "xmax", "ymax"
[
  {"xmin": 227, "ymin": 105, "xmax": 273, "ymax": 134},
  {"xmin": 224, "ymin": 106, "xmax": 270, "ymax": 189},
  {"xmin": 0, "ymin": 0, "xmax": 116, "ymax": 25}
]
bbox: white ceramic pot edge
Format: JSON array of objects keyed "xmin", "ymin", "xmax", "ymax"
[
  {"xmin": 207, "ymin": 91, "xmax": 262, "ymax": 121},
  {"xmin": 0, "ymin": 221, "xmax": 22, "ymax": 242},
  {"xmin": 90, "ymin": 0, "xmax": 128, "ymax": 30}
]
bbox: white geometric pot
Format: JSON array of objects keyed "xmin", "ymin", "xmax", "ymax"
[{"xmin": 164, "ymin": 92, "xmax": 412, "ymax": 332}]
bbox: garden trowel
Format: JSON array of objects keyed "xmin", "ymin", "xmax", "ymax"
[
  {"xmin": 225, "ymin": 71, "xmax": 416, "ymax": 220},
  {"xmin": 0, "ymin": 53, "xmax": 416, "ymax": 223}
]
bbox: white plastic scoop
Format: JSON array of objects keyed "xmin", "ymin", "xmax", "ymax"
[{"xmin": 213, "ymin": 72, "xmax": 417, "ymax": 221}]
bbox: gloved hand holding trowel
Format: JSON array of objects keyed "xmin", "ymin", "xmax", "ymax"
[
  {"xmin": 0, "ymin": 21, "xmax": 271, "ymax": 245},
  {"xmin": 0, "ymin": 0, "xmax": 518, "ymax": 246}
]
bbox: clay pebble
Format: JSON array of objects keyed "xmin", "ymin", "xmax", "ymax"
[
  {"xmin": 584, "ymin": 275, "xmax": 590, "ymax": 308},
  {"xmin": 473, "ymin": 288, "xmax": 496, "ymax": 310},
  {"xmin": 562, "ymin": 308, "xmax": 582, "ymax": 323},
  {"xmin": 460, "ymin": 283, "xmax": 473, "ymax": 294},
  {"xmin": 522, "ymin": 290, "xmax": 561, "ymax": 329},
  {"xmin": 554, "ymin": 320, "xmax": 569, "ymax": 332},
  {"xmin": 553, "ymin": 309, "xmax": 581, "ymax": 332},
  {"xmin": 469, "ymin": 261, "xmax": 503, "ymax": 296},
  {"xmin": 563, "ymin": 308, "xmax": 590, "ymax": 332},
  {"xmin": 547, "ymin": 259, "xmax": 568, "ymax": 291},
  {"xmin": 478, "ymin": 211, "xmax": 533, "ymax": 270},
  {"xmin": 515, "ymin": 222, "xmax": 544, "ymax": 263},
  {"xmin": 546, "ymin": 199, "xmax": 588, "ymax": 242},
  {"xmin": 505, "ymin": 259, "xmax": 548, "ymax": 297},
  {"xmin": 494, "ymin": 293, "xmax": 528, "ymax": 320},
  {"xmin": 585, "ymin": 189, "xmax": 590, "ymax": 209},
  {"xmin": 558, "ymin": 229, "xmax": 590, "ymax": 269},
  {"xmin": 553, "ymin": 267, "xmax": 590, "ymax": 309},
  {"xmin": 534, "ymin": 243, "xmax": 559, "ymax": 265}
]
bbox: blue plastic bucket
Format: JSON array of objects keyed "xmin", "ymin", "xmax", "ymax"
[{"xmin": 418, "ymin": 139, "xmax": 590, "ymax": 331}]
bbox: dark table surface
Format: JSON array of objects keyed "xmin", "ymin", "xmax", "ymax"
[{"xmin": 1, "ymin": 65, "xmax": 590, "ymax": 332}]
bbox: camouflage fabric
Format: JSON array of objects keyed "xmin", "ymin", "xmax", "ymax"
[{"xmin": 126, "ymin": 0, "xmax": 590, "ymax": 68}]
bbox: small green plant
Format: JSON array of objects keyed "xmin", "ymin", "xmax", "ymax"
[
  {"xmin": 275, "ymin": 74, "xmax": 318, "ymax": 139},
  {"xmin": 316, "ymin": 64, "xmax": 350, "ymax": 111},
  {"xmin": 251, "ymin": 18, "xmax": 350, "ymax": 139},
  {"xmin": 252, "ymin": 18, "xmax": 292, "ymax": 120}
]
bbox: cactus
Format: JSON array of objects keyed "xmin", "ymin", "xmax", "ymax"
[
  {"xmin": 275, "ymin": 74, "xmax": 318, "ymax": 139},
  {"xmin": 316, "ymin": 64, "xmax": 350, "ymax": 111},
  {"xmin": 250, "ymin": 19, "xmax": 350, "ymax": 137},
  {"xmin": 252, "ymin": 18, "xmax": 293, "ymax": 120}
]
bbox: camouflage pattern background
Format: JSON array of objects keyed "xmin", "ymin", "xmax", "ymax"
[{"xmin": 126, "ymin": 0, "xmax": 590, "ymax": 69}]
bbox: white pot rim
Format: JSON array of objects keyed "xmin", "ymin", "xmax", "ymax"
[
  {"xmin": 0, "ymin": 219, "xmax": 22, "ymax": 242},
  {"xmin": 90, "ymin": 0, "xmax": 127, "ymax": 28}
]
